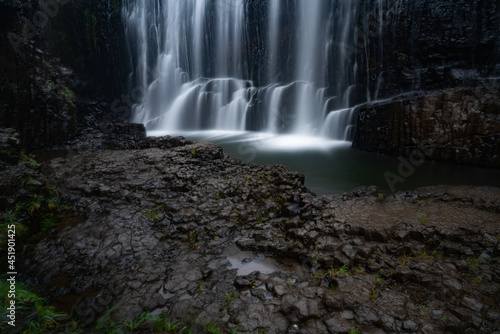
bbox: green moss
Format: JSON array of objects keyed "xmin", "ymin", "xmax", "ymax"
[
  {"xmin": 226, "ymin": 292, "xmax": 239, "ymax": 302},
  {"xmin": 143, "ymin": 208, "xmax": 161, "ymax": 221},
  {"xmin": 19, "ymin": 152, "xmax": 38, "ymax": 167},
  {"xmin": 417, "ymin": 213, "xmax": 427, "ymax": 223},
  {"xmin": 43, "ymin": 59, "xmax": 55, "ymax": 73},
  {"xmin": 41, "ymin": 218, "xmax": 56, "ymax": 231},
  {"xmin": 45, "ymin": 80, "xmax": 56, "ymax": 90},
  {"xmin": 63, "ymin": 88, "xmax": 75, "ymax": 101},
  {"xmin": 466, "ymin": 256, "xmax": 483, "ymax": 268}
]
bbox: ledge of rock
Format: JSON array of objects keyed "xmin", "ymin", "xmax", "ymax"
[{"xmin": 353, "ymin": 85, "xmax": 500, "ymax": 168}]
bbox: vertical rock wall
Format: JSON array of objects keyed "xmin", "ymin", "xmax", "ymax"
[
  {"xmin": 0, "ymin": 0, "xmax": 126, "ymax": 150},
  {"xmin": 357, "ymin": 0, "xmax": 499, "ymax": 99},
  {"xmin": 352, "ymin": 0, "xmax": 500, "ymax": 167},
  {"xmin": 353, "ymin": 85, "xmax": 500, "ymax": 167}
]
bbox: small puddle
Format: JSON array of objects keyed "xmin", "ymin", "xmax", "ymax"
[{"xmin": 226, "ymin": 245, "xmax": 308, "ymax": 276}]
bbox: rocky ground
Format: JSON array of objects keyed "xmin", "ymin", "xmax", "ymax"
[{"xmin": 1, "ymin": 125, "xmax": 500, "ymax": 333}]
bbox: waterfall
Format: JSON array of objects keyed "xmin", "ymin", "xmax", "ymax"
[
  {"xmin": 123, "ymin": 0, "xmax": 363, "ymax": 140},
  {"xmin": 267, "ymin": 0, "xmax": 280, "ymax": 84}
]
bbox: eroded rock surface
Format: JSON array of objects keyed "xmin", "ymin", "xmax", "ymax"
[
  {"xmin": 10, "ymin": 130, "xmax": 500, "ymax": 333},
  {"xmin": 353, "ymin": 85, "xmax": 500, "ymax": 168}
]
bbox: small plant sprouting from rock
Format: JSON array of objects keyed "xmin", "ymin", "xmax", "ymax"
[
  {"xmin": 259, "ymin": 172, "xmax": 272, "ymax": 184},
  {"xmin": 153, "ymin": 313, "xmax": 187, "ymax": 333},
  {"xmin": 45, "ymin": 79, "xmax": 56, "ymax": 90},
  {"xmin": 470, "ymin": 274, "xmax": 484, "ymax": 283},
  {"xmin": 203, "ymin": 322, "xmax": 224, "ymax": 334},
  {"xmin": 190, "ymin": 148, "xmax": 197, "ymax": 156},
  {"xmin": 371, "ymin": 270, "xmax": 390, "ymax": 301},
  {"xmin": 19, "ymin": 153, "xmax": 38, "ymax": 167},
  {"xmin": 99, "ymin": 310, "xmax": 207, "ymax": 334},
  {"xmin": 352, "ymin": 265, "xmax": 365, "ymax": 274},
  {"xmin": 371, "ymin": 285, "xmax": 380, "ymax": 300},
  {"xmin": 143, "ymin": 205, "xmax": 165, "ymax": 223},
  {"xmin": 229, "ymin": 327, "xmax": 244, "ymax": 334},
  {"xmin": 418, "ymin": 303, "xmax": 429, "ymax": 316},
  {"xmin": 348, "ymin": 328, "xmax": 360, "ymax": 334},
  {"xmin": 417, "ymin": 213, "xmax": 427, "ymax": 223},
  {"xmin": 416, "ymin": 251, "xmax": 436, "ymax": 260},
  {"xmin": 41, "ymin": 218, "xmax": 56, "ymax": 231},
  {"xmin": 183, "ymin": 230, "xmax": 201, "ymax": 250},
  {"xmin": 221, "ymin": 292, "xmax": 239, "ymax": 318},
  {"xmin": 143, "ymin": 208, "xmax": 161, "ymax": 221},
  {"xmin": 399, "ymin": 256, "xmax": 408, "ymax": 268},
  {"xmin": 18, "ymin": 174, "xmax": 40, "ymax": 188},
  {"xmin": 329, "ymin": 284, "xmax": 339, "ymax": 292},
  {"xmin": 376, "ymin": 271, "xmax": 388, "ymax": 285},
  {"xmin": 63, "ymin": 89, "xmax": 75, "ymax": 101},
  {"xmin": 313, "ymin": 264, "xmax": 352, "ymax": 279},
  {"xmin": 331, "ymin": 265, "xmax": 349, "ymax": 277},
  {"xmin": 226, "ymin": 291, "xmax": 239, "ymax": 302},
  {"xmin": 466, "ymin": 256, "xmax": 483, "ymax": 269},
  {"xmin": 123, "ymin": 311, "xmax": 151, "ymax": 332}
]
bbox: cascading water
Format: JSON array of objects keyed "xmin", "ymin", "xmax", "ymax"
[{"xmin": 123, "ymin": 0, "xmax": 362, "ymax": 141}]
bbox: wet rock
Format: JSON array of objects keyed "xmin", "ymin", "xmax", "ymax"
[
  {"xmin": 421, "ymin": 323, "xmax": 444, "ymax": 334},
  {"xmin": 462, "ymin": 296, "xmax": 484, "ymax": 313},
  {"xmin": 355, "ymin": 305, "xmax": 380, "ymax": 326},
  {"xmin": 0, "ymin": 128, "xmax": 20, "ymax": 166},
  {"xmin": 234, "ymin": 277, "xmax": 252, "ymax": 289},
  {"xmin": 353, "ymin": 86, "xmax": 500, "ymax": 168},
  {"xmin": 324, "ymin": 317, "xmax": 351, "ymax": 334},
  {"xmin": 402, "ymin": 319, "xmax": 419, "ymax": 332}
]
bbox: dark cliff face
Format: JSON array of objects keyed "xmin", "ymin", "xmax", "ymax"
[
  {"xmin": 357, "ymin": 0, "xmax": 500, "ymax": 99},
  {"xmin": 353, "ymin": 85, "xmax": 500, "ymax": 168},
  {"xmin": 0, "ymin": 0, "xmax": 125, "ymax": 150},
  {"xmin": 45, "ymin": 0, "xmax": 126, "ymax": 98},
  {"xmin": 352, "ymin": 0, "xmax": 500, "ymax": 167}
]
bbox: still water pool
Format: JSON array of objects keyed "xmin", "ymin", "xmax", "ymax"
[{"xmin": 149, "ymin": 130, "xmax": 500, "ymax": 195}]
